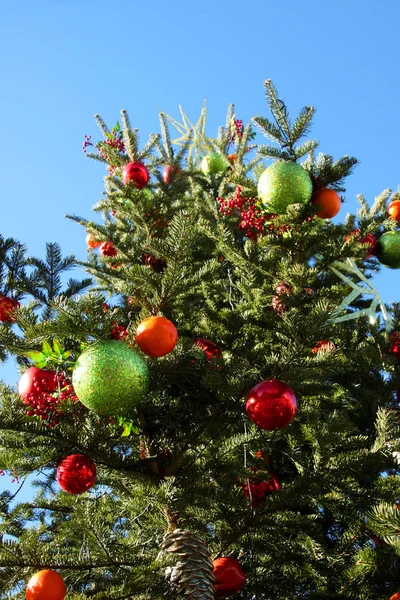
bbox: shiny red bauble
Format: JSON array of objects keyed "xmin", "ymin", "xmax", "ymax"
[
  {"xmin": 246, "ymin": 379, "xmax": 297, "ymax": 430},
  {"xmin": 122, "ymin": 161, "xmax": 149, "ymax": 188},
  {"xmin": 360, "ymin": 233, "xmax": 377, "ymax": 258},
  {"xmin": 100, "ymin": 241, "xmax": 118, "ymax": 257},
  {"xmin": 193, "ymin": 338, "xmax": 222, "ymax": 360},
  {"xmin": 0, "ymin": 294, "xmax": 20, "ymax": 322},
  {"xmin": 212, "ymin": 557, "xmax": 246, "ymax": 597},
  {"xmin": 26, "ymin": 569, "xmax": 66, "ymax": 600},
  {"xmin": 162, "ymin": 164, "xmax": 182, "ymax": 185},
  {"xmin": 57, "ymin": 454, "xmax": 96, "ymax": 494},
  {"xmin": 18, "ymin": 367, "xmax": 58, "ymax": 400}
]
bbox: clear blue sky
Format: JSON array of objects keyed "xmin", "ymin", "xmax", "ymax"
[{"xmin": 0, "ymin": 0, "xmax": 399, "ymax": 497}]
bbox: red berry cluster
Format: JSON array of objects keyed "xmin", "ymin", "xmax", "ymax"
[
  {"xmin": 100, "ymin": 242, "xmax": 118, "ymax": 257},
  {"xmin": 82, "ymin": 135, "xmax": 93, "ymax": 153},
  {"xmin": 345, "ymin": 229, "xmax": 377, "ymax": 258},
  {"xmin": 242, "ymin": 476, "xmax": 281, "ymax": 508},
  {"xmin": 0, "ymin": 469, "xmax": 19, "ymax": 483},
  {"xmin": 24, "ymin": 372, "xmax": 78, "ymax": 427},
  {"xmin": 98, "ymin": 132, "xmax": 125, "ymax": 160},
  {"xmin": 110, "ymin": 323, "xmax": 128, "ymax": 340},
  {"xmin": 218, "ymin": 187, "xmax": 271, "ymax": 240},
  {"xmin": 389, "ymin": 333, "xmax": 400, "ymax": 359},
  {"xmin": 234, "ymin": 119, "xmax": 244, "ymax": 137},
  {"xmin": 0, "ymin": 295, "xmax": 20, "ymax": 323}
]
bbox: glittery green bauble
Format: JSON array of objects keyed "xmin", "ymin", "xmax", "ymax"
[
  {"xmin": 257, "ymin": 161, "xmax": 313, "ymax": 214},
  {"xmin": 376, "ymin": 231, "xmax": 400, "ymax": 269},
  {"xmin": 72, "ymin": 340, "xmax": 149, "ymax": 417},
  {"xmin": 201, "ymin": 152, "xmax": 228, "ymax": 175}
]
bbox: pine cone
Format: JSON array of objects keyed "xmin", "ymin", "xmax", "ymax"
[{"xmin": 161, "ymin": 528, "xmax": 215, "ymax": 600}]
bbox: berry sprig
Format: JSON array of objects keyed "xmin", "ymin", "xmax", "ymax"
[
  {"xmin": 110, "ymin": 323, "xmax": 129, "ymax": 340},
  {"xmin": 24, "ymin": 372, "xmax": 78, "ymax": 427},
  {"xmin": 218, "ymin": 187, "xmax": 271, "ymax": 240},
  {"xmin": 82, "ymin": 135, "xmax": 93, "ymax": 153}
]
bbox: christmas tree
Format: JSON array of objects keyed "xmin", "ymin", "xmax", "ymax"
[{"xmin": 1, "ymin": 79, "xmax": 400, "ymax": 600}]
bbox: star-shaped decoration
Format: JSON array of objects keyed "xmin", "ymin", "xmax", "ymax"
[
  {"xmin": 328, "ymin": 258, "xmax": 393, "ymax": 331},
  {"xmin": 161, "ymin": 102, "xmax": 210, "ymax": 164}
]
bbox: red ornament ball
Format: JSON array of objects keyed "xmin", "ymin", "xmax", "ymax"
[
  {"xmin": 19, "ymin": 367, "xmax": 58, "ymax": 400},
  {"xmin": 246, "ymin": 379, "xmax": 297, "ymax": 430},
  {"xmin": 26, "ymin": 569, "xmax": 66, "ymax": 600},
  {"xmin": 100, "ymin": 241, "xmax": 118, "ymax": 257},
  {"xmin": 162, "ymin": 164, "xmax": 181, "ymax": 184},
  {"xmin": 122, "ymin": 161, "xmax": 149, "ymax": 188},
  {"xmin": 360, "ymin": 233, "xmax": 377, "ymax": 258},
  {"xmin": 213, "ymin": 557, "xmax": 246, "ymax": 598},
  {"xmin": 193, "ymin": 338, "xmax": 222, "ymax": 360},
  {"xmin": 136, "ymin": 315, "xmax": 178, "ymax": 357},
  {"xmin": 57, "ymin": 454, "xmax": 96, "ymax": 494},
  {"xmin": 0, "ymin": 294, "xmax": 20, "ymax": 323}
]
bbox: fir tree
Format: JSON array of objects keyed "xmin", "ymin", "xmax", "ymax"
[{"xmin": 0, "ymin": 80, "xmax": 399, "ymax": 600}]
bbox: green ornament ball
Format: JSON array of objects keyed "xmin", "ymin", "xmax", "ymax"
[
  {"xmin": 201, "ymin": 152, "xmax": 228, "ymax": 175},
  {"xmin": 376, "ymin": 231, "xmax": 400, "ymax": 269},
  {"xmin": 72, "ymin": 340, "xmax": 149, "ymax": 417},
  {"xmin": 257, "ymin": 161, "xmax": 313, "ymax": 214}
]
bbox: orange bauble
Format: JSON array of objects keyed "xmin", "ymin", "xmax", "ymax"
[
  {"xmin": 388, "ymin": 594, "xmax": 400, "ymax": 600},
  {"xmin": 135, "ymin": 316, "xmax": 178, "ymax": 357},
  {"xmin": 86, "ymin": 232, "xmax": 101, "ymax": 249},
  {"xmin": 26, "ymin": 570, "xmax": 66, "ymax": 600},
  {"xmin": 388, "ymin": 200, "xmax": 400, "ymax": 222},
  {"xmin": 312, "ymin": 189, "xmax": 341, "ymax": 219}
]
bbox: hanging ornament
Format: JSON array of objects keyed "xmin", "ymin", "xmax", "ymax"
[
  {"xmin": 212, "ymin": 557, "xmax": 246, "ymax": 598},
  {"xmin": 201, "ymin": 152, "xmax": 229, "ymax": 175},
  {"xmin": 257, "ymin": 161, "xmax": 313, "ymax": 214},
  {"xmin": 0, "ymin": 295, "xmax": 20, "ymax": 323},
  {"xmin": 26, "ymin": 569, "xmax": 66, "ymax": 600},
  {"xmin": 388, "ymin": 594, "xmax": 400, "ymax": 600},
  {"xmin": 163, "ymin": 165, "xmax": 182, "ymax": 184},
  {"xmin": 193, "ymin": 338, "xmax": 222, "ymax": 360},
  {"xmin": 312, "ymin": 188, "xmax": 341, "ymax": 219},
  {"xmin": 272, "ymin": 281, "xmax": 292, "ymax": 314},
  {"xmin": 72, "ymin": 340, "xmax": 149, "ymax": 417},
  {"xmin": 246, "ymin": 379, "xmax": 297, "ymax": 430},
  {"xmin": 389, "ymin": 333, "xmax": 400, "ymax": 359},
  {"xmin": 100, "ymin": 241, "xmax": 118, "ymax": 257},
  {"xmin": 135, "ymin": 316, "xmax": 178, "ymax": 357},
  {"xmin": 86, "ymin": 232, "xmax": 101, "ymax": 249},
  {"xmin": 57, "ymin": 454, "xmax": 96, "ymax": 494},
  {"xmin": 122, "ymin": 161, "xmax": 149, "ymax": 188},
  {"xmin": 376, "ymin": 231, "xmax": 400, "ymax": 269},
  {"xmin": 388, "ymin": 200, "xmax": 400, "ymax": 222}
]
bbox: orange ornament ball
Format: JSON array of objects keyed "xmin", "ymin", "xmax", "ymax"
[
  {"xmin": 388, "ymin": 594, "xmax": 400, "ymax": 600},
  {"xmin": 312, "ymin": 189, "xmax": 341, "ymax": 219},
  {"xmin": 388, "ymin": 200, "xmax": 400, "ymax": 222},
  {"xmin": 86, "ymin": 232, "xmax": 101, "ymax": 249},
  {"xmin": 26, "ymin": 570, "xmax": 66, "ymax": 600},
  {"xmin": 135, "ymin": 316, "xmax": 178, "ymax": 357}
]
